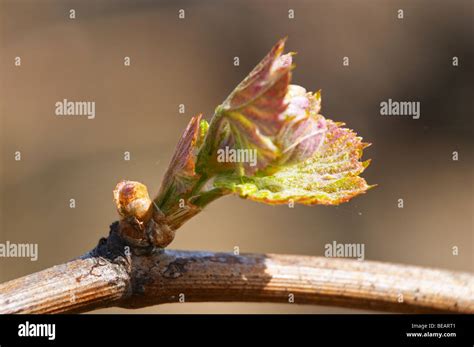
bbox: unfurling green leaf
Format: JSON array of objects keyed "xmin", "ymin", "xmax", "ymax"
[
  {"xmin": 214, "ymin": 120, "xmax": 373, "ymax": 205},
  {"xmin": 274, "ymin": 86, "xmax": 326, "ymax": 167}
]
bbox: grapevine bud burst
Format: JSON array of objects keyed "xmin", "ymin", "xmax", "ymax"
[{"xmin": 112, "ymin": 38, "xmax": 374, "ymax": 249}]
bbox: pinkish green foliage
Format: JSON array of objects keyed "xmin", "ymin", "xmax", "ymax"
[{"xmin": 156, "ymin": 38, "xmax": 373, "ymax": 217}]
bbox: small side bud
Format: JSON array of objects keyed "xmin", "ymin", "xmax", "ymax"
[
  {"xmin": 113, "ymin": 180, "xmax": 152, "ymax": 222},
  {"xmin": 113, "ymin": 180, "xmax": 176, "ymax": 248}
]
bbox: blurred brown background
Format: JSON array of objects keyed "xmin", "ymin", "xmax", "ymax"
[{"xmin": 0, "ymin": 0, "xmax": 472, "ymax": 313}]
